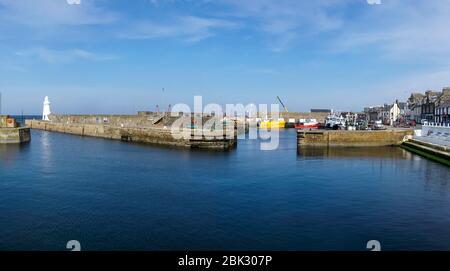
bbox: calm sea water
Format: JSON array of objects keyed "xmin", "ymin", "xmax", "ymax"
[{"xmin": 0, "ymin": 128, "xmax": 449, "ymax": 251}]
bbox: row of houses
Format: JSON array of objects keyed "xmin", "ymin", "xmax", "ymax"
[
  {"xmin": 362, "ymin": 87, "xmax": 450, "ymax": 126},
  {"xmin": 407, "ymin": 88, "xmax": 450, "ymax": 124},
  {"xmin": 364, "ymin": 100, "xmax": 407, "ymax": 126}
]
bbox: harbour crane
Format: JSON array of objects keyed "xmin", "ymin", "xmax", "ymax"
[{"xmin": 276, "ymin": 96, "xmax": 289, "ymax": 112}]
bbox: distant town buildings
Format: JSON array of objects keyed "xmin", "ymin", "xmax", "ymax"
[
  {"xmin": 407, "ymin": 88, "xmax": 450, "ymax": 124},
  {"xmin": 364, "ymin": 100, "xmax": 405, "ymax": 126},
  {"xmin": 407, "ymin": 93, "xmax": 425, "ymax": 123},
  {"xmin": 435, "ymin": 100, "xmax": 450, "ymax": 124},
  {"xmin": 364, "ymin": 106, "xmax": 382, "ymax": 122},
  {"xmin": 420, "ymin": 90, "xmax": 440, "ymax": 123},
  {"xmin": 434, "ymin": 88, "xmax": 450, "ymax": 124},
  {"xmin": 363, "ymin": 87, "xmax": 450, "ymax": 126}
]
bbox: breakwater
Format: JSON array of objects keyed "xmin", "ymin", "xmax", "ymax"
[
  {"xmin": 297, "ymin": 129, "xmax": 413, "ymax": 147},
  {"xmin": 0, "ymin": 127, "xmax": 31, "ymax": 144},
  {"xmin": 137, "ymin": 111, "xmax": 330, "ymax": 123},
  {"xmin": 26, "ymin": 114, "xmax": 237, "ymax": 150},
  {"xmin": 0, "ymin": 115, "xmax": 31, "ymax": 144},
  {"xmin": 272, "ymin": 112, "xmax": 329, "ymax": 123},
  {"xmin": 401, "ymin": 124, "xmax": 450, "ymax": 166},
  {"xmin": 402, "ymin": 140, "xmax": 450, "ymax": 166}
]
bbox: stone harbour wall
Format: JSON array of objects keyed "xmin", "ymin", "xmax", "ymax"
[
  {"xmin": 273, "ymin": 112, "xmax": 330, "ymax": 123},
  {"xmin": 48, "ymin": 114, "xmax": 160, "ymax": 127},
  {"xmin": 0, "ymin": 127, "xmax": 31, "ymax": 144},
  {"xmin": 26, "ymin": 119, "xmax": 237, "ymax": 150},
  {"xmin": 297, "ymin": 129, "xmax": 414, "ymax": 147}
]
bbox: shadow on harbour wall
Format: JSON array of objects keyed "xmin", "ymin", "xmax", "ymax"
[{"xmin": 297, "ymin": 146, "xmax": 412, "ymax": 159}]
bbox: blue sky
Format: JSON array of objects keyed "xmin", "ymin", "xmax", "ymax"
[{"xmin": 1, "ymin": 0, "xmax": 450, "ymax": 114}]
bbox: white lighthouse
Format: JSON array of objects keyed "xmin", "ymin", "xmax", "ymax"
[{"xmin": 42, "ymin": 96, "xmax": 51, "ymax": 121}]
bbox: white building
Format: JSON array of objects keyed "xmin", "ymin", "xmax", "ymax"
[
  {"xmin": 389, "ymin": 101, "xmax": 401, "ymax": 126},
  {"xmin": 378, "ymin": 101, "xmax": 402, "ymax": 126},
  {"xmin": 42, "ymin": 96, "xmax": 51, "ymax": 121}
]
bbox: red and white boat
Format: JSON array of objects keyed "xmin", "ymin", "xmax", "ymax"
[{"xmin": 295, "ymin": 119, "xmax": 319, "ymax": 129}]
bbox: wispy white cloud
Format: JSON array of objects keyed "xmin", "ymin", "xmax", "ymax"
[
  {"xmin": 0, "ymin": 0, "xmax": 118, "ymax": 26},
  {"xmin": 205, "ymin": 0, "xmax": 347, "ymax": 51},
  {"xmin": 146, "ymin": 0, "xmax": 450, "ymax": 57},
  {"xmin": 145, "ymin": 0, "xmax": 346, "ymax": 51},
  {"xmin": 120, "ymin": 16, "xmax": 238, "ymax": 42},
  {"xmin": 0, "ymin": 0, "xmax": 120, "ymax": 46},
  {"xmin": 15, "ymin": 48, "xmax": 118, "ymax": 64},
  {"xmin": 3, "ymin": 0, "xmax": 450, "ymax": 59},
  {"xmin": 331, "ymin": 1, "xmax": 450, "ymax": 61}
]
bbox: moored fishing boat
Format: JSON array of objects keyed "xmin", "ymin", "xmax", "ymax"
[
  {"xmin": 259, "ymin": 118, "xmax": 286, "ymax": 129},
  {"xmin": 325, "ymin": 114, "xmax": 346, "ymax": 130},
  {"xmin": 295, "ymin": 119, "xmax": 319, "ymax": 129},
  {"xmin": 285, "ymin": 118, "xmax": 296, "ymax": 128}
]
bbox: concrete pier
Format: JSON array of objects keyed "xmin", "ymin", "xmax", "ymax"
[
  {"xmin": 402, "ymin": 139, "xmax": 450, "ymax": 166},
  {"xmin": 401, "ymin": 124, "xmax": 450, "ymax": 166},
  {"xmin": 297, "ymin": 129, "xmax": 413, "ymax": 147},
  {"xmin": 26, "ymin": 114, "xmax": 237, "ymax": 150},
  {"xmin": 0, "ymin": 115, "xmax": 31, "ymax": 144}
]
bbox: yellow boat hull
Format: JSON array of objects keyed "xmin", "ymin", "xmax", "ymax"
[{"xmin": 260, "ymin": 120, "xmax": 285, "ymax": 129}]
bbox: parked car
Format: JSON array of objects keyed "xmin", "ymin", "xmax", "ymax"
[{"xmin": 373, "ymin": 120, "xmax": 387, "ymax": 130}]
